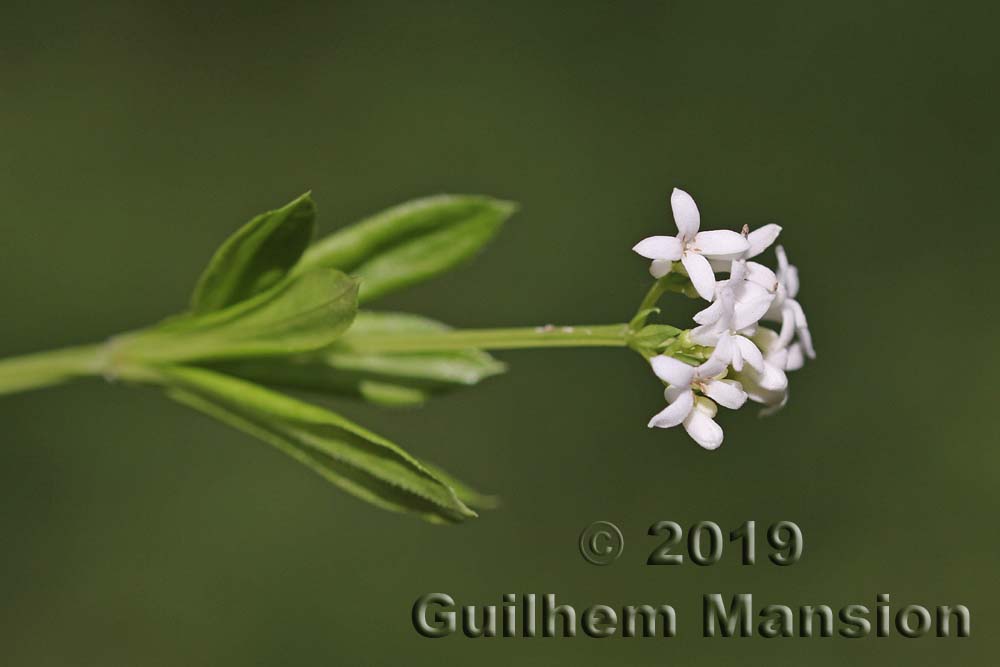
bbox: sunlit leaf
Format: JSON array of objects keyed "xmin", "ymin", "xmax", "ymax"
[
  {"xmin": 120, "ymin": 269, "xmax": 357, "ymax": 364},
  {"xmin": 191, "ymin": 193, "xmax": 316, "ymax": 313},
  {"xmin": 294, "ymin": 195, "xmax": 516, "ymax": 303}
]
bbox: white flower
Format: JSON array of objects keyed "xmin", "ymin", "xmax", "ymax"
[
  {"xmin": 704, "ymin": 259, "xmax": 775, "ymax": 333},
  {"xmin": 689, "ymin": 287, "xmax": 766, "ymax": 373},
  {"xmin": 733, "ymin": 328, "xmax": 790, "ymax": 413},
  {"xmin": 735, "ymin": 328, "xmax": 808, "ymax": 417},
  {"xmin": 632, "ymin": 188, "xmax": 750, "ymax": 301},
  {"xmin": 647, "ymin": 342, "xmax": 747, "ymax": 450},
  {"xmin": 761, "ymin": 246, "xmax": 815, "ymax": 360}
]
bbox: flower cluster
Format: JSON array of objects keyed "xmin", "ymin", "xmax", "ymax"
[{"xmin": 633, "ymin": 188, "xmax": 815, "ymax": 450}]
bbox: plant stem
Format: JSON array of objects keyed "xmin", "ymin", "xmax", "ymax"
[
  {"xmin": 637, "ymin": 278, "xmax": 670, "ymax": 316},
  {"xmin": 0, "ymin": 322, "xmax": 641, "ymax": 397},
  {"xmin": 629, "ymin": 273, "xmax": 695, "ymax": 330},
  {"xmin": 0, "ymin": 344, "xmax": 107, "ymax": 397},
  {"xmin": 344, "ymin": 324, "xmax": 631, "ymax": 353}
]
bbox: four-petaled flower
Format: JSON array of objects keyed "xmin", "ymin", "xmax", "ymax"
[
  {"xmin": 689, "ymin": 283, "xmax": 766, "ymax": 373},
  {"xmin": 632, "ymin": 188, "xmax": 750, "ymax": 301},
  {"xmin": 700, "ymin": 259, "xmax": 775, "ymax": 338},
  {"xmin": 647, "ymin": 340, "xmax": 747, "ymax": 450}
]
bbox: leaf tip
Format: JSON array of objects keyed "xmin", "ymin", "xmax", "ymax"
[{"xmin": 492, "ymin": 198, "xmax": 520, "ymax": 217}]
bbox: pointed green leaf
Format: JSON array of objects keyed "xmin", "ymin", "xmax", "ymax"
[
  {"xmin": 159, "ymin": 365, "xmax": 476, "ymax": 523},
  {"xmin": 422, "ymin": 461, "xmax": 500, "ymax": 511},
  {"xmin": 294, "ymin": 195, "xmax": 516, "ymax": 303},
  {"xmin": 191, "ymin": 193, "xmax": 316, "ymax": 313},
  {"xmin": 120, "ymin": 269, "xmax": 358, "ymax": 364},
  {"xmin": 208, "ymin": 311, "xmax": 505, "ymax": 405}
]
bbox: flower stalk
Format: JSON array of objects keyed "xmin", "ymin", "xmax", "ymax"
[{"xmin": 340, "ymin": 323, "xmax": 631, "ymax": 353}]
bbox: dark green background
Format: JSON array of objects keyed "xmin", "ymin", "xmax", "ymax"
[{"xmin": 1, "ymin": 1, "xmax": 996, "ymax": 664}]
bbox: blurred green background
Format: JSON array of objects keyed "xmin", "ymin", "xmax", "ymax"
[{"xmin": 1, "ymin": 1, "xmax": 997, "ymax": 664}]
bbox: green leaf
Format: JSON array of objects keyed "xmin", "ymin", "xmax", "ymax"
[
  {"xmin": 159, "ymin": 365, "xmax": 477, "ymax": 523},
  {"xmin": 422, "ymin": 461, "xmax": 500, "ymax": 511},
  {"xmin": 210, "ymin": 311, "xmax": 506, "ymax": 406},
  {"xmin": 119, "ymin": 269, "xmax": 358, "ymax": 364},
  {"xmin": 630, "ymin": 323, "xmax": 683, "ymax": 352},
  {"xmin": 191, "ymin": 193, "xmax": 316, "ymax": 313},
  {"xmin": 293, "ymin": 195, "xmax": 516, "ymax": 303}
]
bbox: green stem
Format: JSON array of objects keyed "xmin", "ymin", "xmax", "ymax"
[
  {"xmin": 344, "ymin": 324, "xmax": 631, "ymax": 354},
  {"xmin": 637, "ymin": 278, "xmax": 670, "ymax": 316},
  {"xmin": 628, "ymin": 273, "xmax": 693, "ymax": 331},
  {"xmin": 0, "ymin": 319, "xmax": 677, "ymax": 397},
  {"xmin": 0, "ymin": 344, "xmax": 107, "ymax": 397}
]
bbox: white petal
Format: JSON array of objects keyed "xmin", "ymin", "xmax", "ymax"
[
  {"xmin": 765, "ymin": 345, "xmax": 788, "ymax": 368},
  {"xmin": 650, "ymin": 355, "xmax": 695, "ymax": 387},
  {"xmin": 693, "ymin": 230, "xmax": 750, "ymax": 257},
  {"xmin": 788, "ymin": 300, "xmax": 815, "ymax": 358},
  {"xmin": 745, "ymin": 261, "xmax": 778, "ymax": 291},
  {"xmin": 650, "ymin": 259, "xmax": 674, "ymax": 278},
  {"xmin": 777, "ymin": 304, "xmax": 796, "ymax": 348},
  {"xmin": 648, "ymin": 389, "xmax": 694, "ymax": 428},
  {"xmin": 798, "ymin": 324, "xmax": 815, "ymax": 359},
  {"xmin": 764, "ymin": 284, "xmax": 786, "ymax": 321},
  {"xmin": 755, "ymin": 361, "xmax": 788, "ymax": 392},
  {"xmin": 741, "ymin": 376, "xmax": 779, "ymax": 405},
  {"xmin": 730, "ymin": 337, "xmax": 744, "ymax": 371},
  {"xmin": 689, "ymin": 323, "xmax": 721, "ymax": 346},
  {"xmin": 746, "ymin": 223, "xmax": 782, "ymax": 258},
  {"xmin": 670, "ymin": 188, "xmax": 700, "ymax": 238},
  {"xmin": 681, "ymin": 251, "xmax": 716, "ymax": 301},
  {"xmin": 776, "ymin": 245, "xmax": 789, "ymax": 273},
  {"xmin": 733, "ymin": 283, "xmax": 773, "ymax": 331},
  {"xmin": 703, "ymin": 379, "xmax": 747, "ymax": 410},
  {"xmin": 790, "ymin": 298, "xmax": 808, "ymax": 328},
  {"xmin": 698, "ymin": 337, "xmax": 733, "ymax": 378},
  {"xmin": 784, "ymin": 264, "xmax": 800, "ymax": 298},
  {"xmin": 734, "ymin": 335, "xmax": 765, "ymax": 373},
  {"xmin": 785, "ymin": 343, "xmax": 805, "ymax": 371},
  {"xmin": 664, "ymin": 385, "xmax": 688, "ymax": 403},
  {"xmin": 693, "ymin": 298, "xmax": 726, "ymax": 325},
  {"xmin": 633, "ymin": 235, "xmax": 682, "ymax": 260},
  {"xmin": 683, "ymin": 403, "xmax": 724, "ymax": 450}
]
